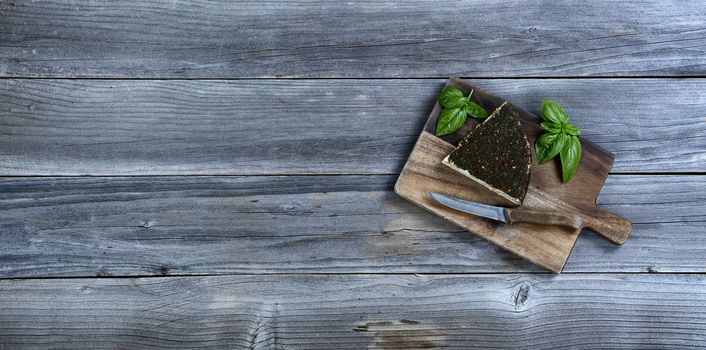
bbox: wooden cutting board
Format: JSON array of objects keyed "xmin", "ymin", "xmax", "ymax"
[{"xmin": 395, "ymin": 78, "xmax": 632, "ymax": 273}]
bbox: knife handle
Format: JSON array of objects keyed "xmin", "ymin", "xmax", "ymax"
[{"xmin": 503, "ymin": 208, "xmax": 583, "ymax": 231}]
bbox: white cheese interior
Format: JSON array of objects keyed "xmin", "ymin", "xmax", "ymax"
[{"xmin": 442, "ymin": 155, "xmax": 521, "ymax": 206}]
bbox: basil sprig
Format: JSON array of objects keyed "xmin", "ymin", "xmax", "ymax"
[
  {"xmin": 535, "ymin": 100, "xmax": 582, "ymax": 183},
  {"xmin": 435, "ymin": 87, "xmax": 488, "ymax": 136}
]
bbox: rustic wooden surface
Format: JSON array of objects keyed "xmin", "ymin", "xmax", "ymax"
[
  {"xmin": 3, "ymin": 274, "xmax": 706, "ymax": 349},
  {"xmin": 2, "ymin": 0, "xmax": 706, "ymax": 348},
  {"xmin": 2, "ymin": 1, "xmax": 706, "ymax": 78},
  {"xmin": 1, "ymin": 79, "xmax": 705, "ymax": 175},
  {"xmin": 0, "ymin": 174, "xmax": 702, "ymax": 277}
]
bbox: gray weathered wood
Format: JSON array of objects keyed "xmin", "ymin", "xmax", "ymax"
[
  {"xmin": 2, "ymin": 1, "xmax": 706, "ymax": 78},
  {"xmin": 1, "ymin": 79, "xmax": 705, "ymax": 175},
  {"xmin": 1, "ymin": 0, "xmax": 704, "ymax": 346},
  {"xmin": 2, "ymin": 274, "xmax": 706, "ymax": 349},
  {"xmin": 1, "ymin": 175, "xmax": 703, "ymax": 277}
]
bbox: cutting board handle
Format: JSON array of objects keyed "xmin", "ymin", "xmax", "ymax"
[
  {"xmin": 581, "ymin": 205, "xmax": 632, "ymax": 244},
  {"xmin": 527, "ymin": 186, "xmax": 632, "ymax": 245}
]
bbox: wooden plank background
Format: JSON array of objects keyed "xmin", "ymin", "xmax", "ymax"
[
  {"xmin": 2, "ymin": 0, "xmax": 706, "ymax": 348},
  {"xmin": 3, "ymin": 274, "xmax": 706, "ymax": 349},
  {"xmin": 2, "ymin": 1, "xmax": 706, "ymax": 77},
  {"xmin": 1, "ymin": 79, "xmax": 704, "ymax": 175},
  {"xmin": 1, "ymin": 175, "xmax": 702, "ymax": 276}
]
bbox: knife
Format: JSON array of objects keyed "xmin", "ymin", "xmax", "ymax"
[{"xmin": 428, "ymin": 191, "xmax": 582, "ymax": 230}]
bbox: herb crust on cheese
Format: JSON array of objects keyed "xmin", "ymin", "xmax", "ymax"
[{"xmin": 442, "ymin": 102, "xmax": 531, "ymax": 205}]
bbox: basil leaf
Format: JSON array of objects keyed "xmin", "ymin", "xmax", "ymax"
[
  {"xmin": 536, "ymin": 132, "xmax": 557, "ymax": 147},
  {"xmin": 535, "ymin": 99, "xmax": 582, "ymax": 183},
  {"xmin": 563, "ymin": 123, "xmax": 580, "ymax": 136},
  {"xmin": 465, "ymin": 101, "xmax": 488, "ymax": 119},
  {"xmin": 540, "ymin": 121, "xmax": 562, "ymax": 134},
  {"xmin": 535, "ymin": 140, "xmax": 550, "ymax": 164},
  {"xmin": 541, "ymin": 99, "xmax": 569, "ymax": 124},
  {"xmin": 547, "ymin": 133, "xmax": 569, "ymax": 163},
  {"xmin": 437, "ymin": 88, "xmax": 467, "ymax": 109},
  {"xmin": 560, "ymin": 135, "xmax": 582, "ymax": 183},
  {"xmin": 435, "ymin": 107, "xmax": 467, "ymax": 136},
  {"xmin": 537, "ymin": 132, "xmax": 568, "ymax": 164},
  {"xmin": 535, "ymin": 132, "xmax": 557, "ymax": 163}
]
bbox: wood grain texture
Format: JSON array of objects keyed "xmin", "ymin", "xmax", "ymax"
[
  {"xmin": 0, "ymin": 174, "xmax": 703, "ymax": 277},
  {"xmin": 1, "ymin": 79, "xmax": 705, "ymax": 175},
  {"xmin": 1, "ymin": 0, "xmax": 703, "ymax": 345},
  {"xmin": 2, "ymin": 1, "xmax": 706, "ymax": 78},
  {"xmin": 2, "ymin": 274, "xmax": 706, "ymax": 349},
  {"xmin": 503, "ymin": 207, "xmax": 583, "ymax": 231}
]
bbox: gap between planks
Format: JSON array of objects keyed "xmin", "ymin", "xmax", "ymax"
[
  {"xmin": 4, "ymin": 271, "xmax": 706, "ymax": 281},
  {"xmin": 2, "ymin": 76, "xmax": 706, "ymax": 80},
  {"xmin": 0, "ymin": 172, "xmax": 704, "ymax": 178}
]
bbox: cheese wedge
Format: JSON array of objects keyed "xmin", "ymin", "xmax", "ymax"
[{"xmin": 442, "ymin": 102, "xmax": 531, "ymax": 205}]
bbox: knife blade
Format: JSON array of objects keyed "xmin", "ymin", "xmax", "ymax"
[
  {"xmin": 428, "ymin": 191, "xmax": 509, "ymax": 223},
  {"xmin": 427, "ymin": 191, "xmax": 583, "ymax": 230}
]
